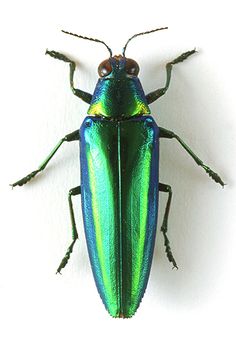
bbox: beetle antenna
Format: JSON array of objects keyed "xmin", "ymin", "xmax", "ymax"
[
  {"xmin": 122, "ymin": 27, "xmax": 168, "ymax": 56},
  {"xmin": 62, "ymin": 30, "xmax": 113, "ymax": 57}
]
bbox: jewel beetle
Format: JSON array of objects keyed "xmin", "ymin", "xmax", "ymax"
[{"xmin": 11, "ymin": 27, "xmax": 225, "ymax": 318}]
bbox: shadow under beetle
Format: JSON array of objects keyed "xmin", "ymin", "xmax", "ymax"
[{"xmin": 12, "ymin": 27, "xmax": 225, "ymax": 318}]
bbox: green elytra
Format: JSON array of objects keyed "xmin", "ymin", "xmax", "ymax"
[{"xmin": 11, "ymin": 28, "xmax": 225, "ymax": 318}]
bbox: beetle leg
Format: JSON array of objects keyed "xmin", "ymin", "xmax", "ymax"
[
  {"xmin": 159, "ymin": 183, "xmax": 178, "ymax": 269},
  {"xmin": 46, "ymin": 50, "xmax": 92, "ymax": 104},
  {"xmin": 56, "ymin": 186, "xmax": 81, "ymax": 274},
  {"xmin": 146, "ymin": 49, "xmax": 197, "ymax": 104},
  {"xmin": 11, "ymin": 129, "xmax": 80, "ymax": 187},
  {"xmin": 159, "ymin": 127, "xmax": 225, "ymax": 187}
]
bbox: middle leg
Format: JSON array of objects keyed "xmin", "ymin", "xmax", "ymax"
[
  {"xmin": 159, "ymin": 127, "xmax": 225, "ymax": 187},
  {"xmin": 11, "ymin": 129, "xmax": 80, "ymax": 187}
]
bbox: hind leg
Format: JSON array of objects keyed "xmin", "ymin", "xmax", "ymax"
[
  {"xmin": 159, "ymin": 182, "xmax": 178, "ymax": 269},
  {"xmin": 56, "ymin": 186, "xmax": 81, "ymax": 274}
]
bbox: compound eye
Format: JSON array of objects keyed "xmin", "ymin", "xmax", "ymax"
[
  {"xmin": 125, "ymin": 58, "xmax": 140, "ymax": 76},
  {"xmin": 98, "ymin": 59, "xmax": 112, "ymax": 77}
]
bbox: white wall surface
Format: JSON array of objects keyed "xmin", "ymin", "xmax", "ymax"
[{"xmin": 1, "ymin": 0, "xmax": 235, "ymax": 345}]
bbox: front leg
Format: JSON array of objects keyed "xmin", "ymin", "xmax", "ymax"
[
  {"xmin": 46, "ymin": 50, "xmax": 92, "ymax": 104},
  {"xmin": 159, "ymin": 127, "xmax": 225, "ymax": 187},
  {"xmin": 146, "ymin": 49, "xmax": 197, "ymax": 104}
]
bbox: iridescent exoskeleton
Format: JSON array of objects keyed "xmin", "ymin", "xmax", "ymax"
[{"xmin": 12, "ymin": 27, "xmax": 224, "ymax": 318}]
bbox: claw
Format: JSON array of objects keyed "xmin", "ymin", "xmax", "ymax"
[
  {"xmin": 203, "ymin": 165, "xmax": 225, "ymax": 187},
  {"xmin": 10, "ymin": 170, "xmax": 40, "ymax": 187},
  {"xmin": 55, "ymin": 239, "xmax": 77, "ymax": 274}
]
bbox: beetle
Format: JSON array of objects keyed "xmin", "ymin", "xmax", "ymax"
[{"xmin": 11, "ymin": 27, "xmax": 224, "ymax": 318}]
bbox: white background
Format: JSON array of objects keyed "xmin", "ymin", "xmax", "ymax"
[{"xmin": 1, "ymin": 0, "xmax": 235, "ymax": 345}]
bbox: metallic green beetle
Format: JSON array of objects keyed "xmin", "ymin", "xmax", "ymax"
[{"xmin": 12, "ymin": 27, "xmax": 224, "ymax": 318}]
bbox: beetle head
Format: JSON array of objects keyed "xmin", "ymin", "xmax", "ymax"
[{"xmin": 98, "ymin": 55, "xmax": 140, "ymax": 80}]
